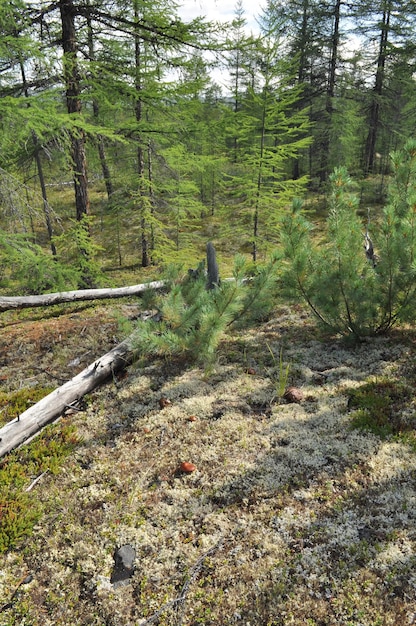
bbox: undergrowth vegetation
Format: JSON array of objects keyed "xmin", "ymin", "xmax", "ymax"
[
  {"xmin": 130, "ymin": 253, "xmax": 280, "ymax": 369},
  {"xmin": 0, "ymin": 387, "xmax": 54, "ymax": 427},
  {"xmin": 0, "ymin": 148, "xmax": 416, "ymax": 624},
  {"xmin": 347, "ymin": 377, "xmax": 416, "ymax": 450},
  {"xmin": 0, "ymin": 421, "xmax": 79, "ymax": 553},
  {"xmin": 281, "ymin": 140, "xmax": 416, "ymax": 339}
]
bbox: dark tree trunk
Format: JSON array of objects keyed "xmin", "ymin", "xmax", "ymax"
[
  {"xmin": 97, "ymin": 137, "xmax": 114, "ymax": 198},
  {"xmin": 60, "ymin": 0, "xmax": 95, "ymax": 286},
  {"xmin": 292, "ymin": 0, "xmax": 309, "ymax": 181},
  {"xmin": 319, "ymin": 0, "xmax": 341, "ymax": 183},
  {"xmin": 87, "ymin": 11, "xmax": 114, "ymax": 199},
  {"xmin": 134, "ymin": 1, "xmax": 150, "ymax": 268},
  {"xmin": 34, "ymin": 146, "xmax": 57, "ymax": 257},
  {"xmin": 20, "ymin": 60, "xmax": 57, "ymax": 257},
  {"xmin": 363, "ymin": 3, "xmax": 391, "ymax": 174},
  {"xmin": 59, "ymin": 0, "xmax": 90, "ymax": 221}
]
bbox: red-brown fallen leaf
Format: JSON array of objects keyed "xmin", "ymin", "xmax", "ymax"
[
  {"xmin": 159, "ymin": 397, "xmax": 172, "ymax": 409},
  {"xmin": 180, "ymin": 461, "xmax": 197, "ymax": 473}
]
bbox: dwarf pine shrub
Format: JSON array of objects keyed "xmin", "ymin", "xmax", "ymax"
[
  {"xmin": 132, "ymin": 252, "xmax": 280, "ymax": 367},
  {"xmin": 280, "ymin": 140, "xmax": 416, "ymax": 338}
]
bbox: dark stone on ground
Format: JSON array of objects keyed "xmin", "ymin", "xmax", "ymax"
[{"xmin": 110, "ymin": 544, "xmax": 136, "ymax": 587}]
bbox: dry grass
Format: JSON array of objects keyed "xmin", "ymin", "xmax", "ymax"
[{"xmin": 0, "ymin": 301, "xmax": 415, "ymax": 625}]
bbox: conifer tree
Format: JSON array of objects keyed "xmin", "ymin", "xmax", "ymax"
[
  {"xmin": 226, "ymin": 11, "xmax": 311, "ymax": 261},
  {"xmin": 131, "ymin": 249, "xmax": 280, "ymax": 368},
  {"xmin": 280, "ymin": 140, "xmax": 416, "ymax": 338},
  {"xmin": 354, "ymin": 0, "xmax": 416, "ymax": 173}
]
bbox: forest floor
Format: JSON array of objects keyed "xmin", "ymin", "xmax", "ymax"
[{"xmin": 0, "ymin": 297, "xmax": 415, "ymax": 625}]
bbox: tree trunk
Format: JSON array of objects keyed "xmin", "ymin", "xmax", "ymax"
[
  {"xmin": 34, "ymin": 146, "xmax": 57, "ymax": 257},
  {"xmin": 292, "ymin": 0, "xmax": 309, "ymax": 181},
  {"xmin": 0, "ymin": 280, "xmax": 166, "ymax": 312},
  {"xmin": 253, "ymin": 94, "xmax": 267, "ymax": 263},
  {"xmin": 97, "ymin": 138, "xmax": 114, "ymax": 198},
  {"xmin": 364, "ymin": 3, "xmax": 391, "ymax": 174},
  {"xmin": 87, "ymin": 9, "xmax": 114, "ymax": 199},
  {"xmin": 0, "ymin": 333, "xmax": 140, "ymax": 458},
  {"xmin": 60, "ymin": 0, "xmax": 90, "ymax": 221},
  {"xmin": 60, "ymin": 0, "xmax": 94, "ymax": 287},
  {"xmin": 134, "ymin": 1, "xmax": 150, "ymax": 268},
  {"xmin": 319, "ymin": 0, "xmax": 341, "ymax": 183},
  {"xmin": 19, "ymin": 59, "xmax": 57, "ymax": 258},
  {"xmin": 147, "ymin": 138, "xmax": 155, "ymax": 261}
]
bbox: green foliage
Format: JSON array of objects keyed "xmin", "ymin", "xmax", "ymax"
[
  {"xmin": 223, "ymin": 36, "xmax": 311, "ymax": 260},
  {"xmin": 0, "ymin": 386, "xmax": 55, "ymax": 427},
  {"xmin": 132, "ymin": 254, "xmax": 279, "ymax": 368},
  {"xmin": 280, "ymin": 142, "xmax": 416, "ymax": 338},
  {"xmin": 0, "ymin": 232, "xmax": 78, "ymax": 294},
  {"xmin": 0, "ymin": 490, "xmax": 42, "ymax": 556},
  {"xmin": 266, "ymin": 344, "xmax": 291, "ymax": 399},
  {"xmin": 0, "ymin": 422, "xmax": 79, "ymax": 553},
  {"xmin": 235, "ymin": 251, "xmax": 281, "ymax": 323},
  {"xmin": 347, "ymin": 378, "xmax": 416, "ymax": 443},
  {"xmin": 54, "ymin": 216, "xmax": 106, "ymax": 288}
]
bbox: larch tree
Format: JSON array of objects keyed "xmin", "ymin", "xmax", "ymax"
[
  {"xmin": 355, "ymin": 0, "xmax": 416, "ymax": 174},
  {"xmin": 0, "ymin": 0, "xmax": 58, "ymax": 256},
  {"xmin": 59, "ymin": 0, "xmax": 90, "ymax": 223},
  {"xmin": 228, "ymin": 7, "xmax": 311, "ymax": 261}
]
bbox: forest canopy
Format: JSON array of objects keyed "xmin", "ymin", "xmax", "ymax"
[{"xmin": 1, "ymin": 0, "xmax": 415, "ymax": 283}]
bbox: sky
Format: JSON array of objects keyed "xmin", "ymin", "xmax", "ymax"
[
  {"xmin": 177, "ymin": 0, "xmax": 261, "ymax": 35},
  {"xmin": 176, "ymin": 0, "xmax": 262, "ymax": 91}
]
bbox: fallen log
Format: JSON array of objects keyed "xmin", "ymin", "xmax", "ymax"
[
  {"xmin": 0, "ymin": 245, "xmax": 228, "ymax": 456},
  {"xmin": 0, "ymin": 333, "xmax": 138, "ymax": 458},
  {"xmin": 0, "ymin": 280, "xmax": 166, "ymax": 312}
]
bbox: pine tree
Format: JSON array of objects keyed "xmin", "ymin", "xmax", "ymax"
[
  {"xmin": 280, "ymin": 140, "xmax": 416, "ymax": 338},
  {"xmin": 130, "ymin": 249, "xmax": 280, "ymax": 368}
]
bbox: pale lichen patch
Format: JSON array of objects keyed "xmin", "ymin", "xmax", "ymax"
[{"xmin": 1, "ymin": 307, "xmax": 416, "ymax": 625}]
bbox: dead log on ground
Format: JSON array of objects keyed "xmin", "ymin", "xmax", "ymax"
[
  {"xmin": 0, "ymin": 280, "xmax": 166, "ymax": 313},
  {"xmin": 0, "ymin": 333, "xmax": 139, "ymax": 458}
]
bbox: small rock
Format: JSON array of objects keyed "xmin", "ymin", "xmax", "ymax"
[
  {"xmin": 283, "ymin": 386, "xmax": 304, "ymax": 403},
  {"xmin": 110, "ymin": 544, "xmax": 136, "ymax": 587}
]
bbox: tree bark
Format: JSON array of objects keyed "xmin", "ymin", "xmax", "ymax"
[
  {"xmin": 60, "ymin": 0, "xmax": 90, "ymax": 222},
  {"xmin": 0, "ymin": 333, "xmax": 140, "ymax": 458},
  {"xmin": 0, "ymin": 280, "xmax": 166, "ymax": 312},
  {"xmin": 363, "ymin": 3, "xmax": 391, "ymax": 174},
  {"xmin": 19, "ymin": 59, "xmax": 58, "ymax": 258}
]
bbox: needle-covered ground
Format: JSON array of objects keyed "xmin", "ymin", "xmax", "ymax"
[{"xmin": 0, "ymin": 301, "xmax": 415, "ymax": 626}]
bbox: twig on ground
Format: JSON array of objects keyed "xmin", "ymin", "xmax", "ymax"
[
  {"xmin": 0, "ymin": 574, "xmax": 33, "ymax": 613},
  {"xmin": 139, "ymin": 538, "xmax": 224, "ymax": 626},
  {"xmin": 25, "ymin": 469, "xmax": 49, "ymax": 492},
  {"xmin": 159, "ymin": 426, "xmax": 166, "ymax": 447},
  {"xmin": 32, "ymin": 367, "xmax": 68, "ymax": 383}
]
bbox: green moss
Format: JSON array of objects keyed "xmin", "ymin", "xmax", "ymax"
[
  {"xmin": 0, "ymin": 422, "xmax": 79, "ymax": 553},
  {"xmin": 0, "ymin": 386, "xmax": 55, "ymax": 427},
  {"xmin": 347, "ymin": 378, "xmax": 416, "ymax": 442}
]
